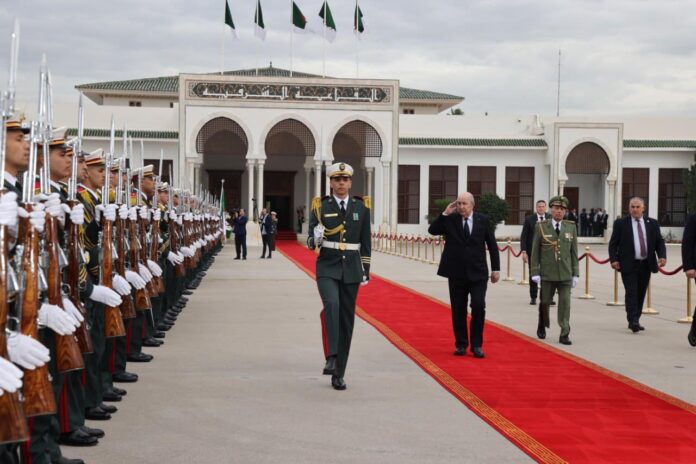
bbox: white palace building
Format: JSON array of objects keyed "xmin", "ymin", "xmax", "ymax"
[{"xmin": 63, "ymin": 65, "xmax": 696, "ymax": 240}]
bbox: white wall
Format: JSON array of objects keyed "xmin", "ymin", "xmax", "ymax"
[{"xmin": 565, "ymin": 174, "xmax": 606, "ymax": 212}]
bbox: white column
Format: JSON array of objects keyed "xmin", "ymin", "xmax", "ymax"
[
  {"xmin": 606, "ymin": 179, "xmax": 616, "ymax": 241},
  {"xmin": 257, "ymin": 160, "xmax": 265, "ymax": 211},
  {"xmin": 366, "ymin": 167, "xmax": 374, "ymax": 199},
  {"xmin": 304, "ymin": 167, "xmax": 312, "ymax": 213},
  {"xmin": 324, "ymin": 160, "xmax": 331, "ymax": 196},
  {"xmin": 246, "ymin": 159, "xmax": 255, "ymax": 217},
  {"xmin": 558, "ymin": 180, "xmax": 566, "ymax": 196},
  {"xmin": 314, "ymin": 161, "xmax": 322, "ymax": 198},
  {"xmin": 381, "ymin": 161, "xmax": 391, "ymax": 228}
]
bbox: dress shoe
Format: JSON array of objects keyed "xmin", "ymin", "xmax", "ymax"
[
  {"xmin": 153, "ymin": 331, "xmax": 166, "ymax": 339},
  {"xmin": 127, "ymin": 352, "xmax": 153, "ymax": 363},
  {"xmin": 102, "ymin": 389, "xmax": 122, "ymax": 402},
  {"xmin": 99, "ymin": 402, "xmax": 118, "ymax": 414},
  {"xmin": 530, "ymin": 298, "xmax": 536, "ymax": 305},
  {"xmin": 58, "ymin": 429, "xmax": 98, "ymax": 446},
  {"xmin": 164, "ymin": 316, "xmax": 177, "ymax": 323},
  {"xmin": 559, "ymin": 335, "xmax": 572, "ymax": 345},
  {"xmin": 331, "ymin": 375, "xmax": 346, "ymax": 390},
  {"xmin": 52, "ymin": 456, "xmax": 85, "ymax": 464},
  {"xmin": 550, "ymin": 301, "xmax": 556, "ymax": 306},
  {"xmin": 85, "ymin": 406, "xmax": 111, "ymax": 421},
  {"xmin": 80, "ymin": 425, "xmax": 104, "ymax": 438},
  {"xmin": 323, "ymin": 356, "xmax": 336, "ymax": 375},
  {"xmin": 198, "ymin": 272, "xmax": 207, "ymax": 277},
  {"xmin": 109, "ymin": 386, "xmax": 127, "ymax": 396},
  {"xmin": 537, "ymin": 326, "xmax": 546, "ymax": 339},
  {"xmin": 157, "ymin": 323, "xmax": 172, "ymax": 331},
  {"xmin": 471, "ymin": 347, "xmax": 485, "ymax": 358},
  {"xmin": 179, "ymin": 297, "xmax": 189, "ymax": 303},
  {"xmin": 629, "ymin": 323, "xmax": 641, "ymax": 333},
  {"xmin": 242, "ymin": 257, "xmax": 246, "ymax": 260},
  {"xmin": 688, "ymin": 324, "xmax": 696, "ymax": 347},
  {"xmin": 143, "ymin": 337, "xmax": 163, "ymax": 347},
  {"xmin": 113, "ymin": 371, "xmax": 138, "ymax": 383},
  {"xmin": 234, "ymin": 257, "xmax": 240, "ymax": 260},
  {"xmin": 183, "ymin": 289, "xmax": 194, "ymax": 295},
  {"xmin": 453, "ymin": 346, "xmax": 466, "ymax": 356}
]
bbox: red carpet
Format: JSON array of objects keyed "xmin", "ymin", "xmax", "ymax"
[{"xmin": 278, "ymin": 242, "xmax": 696, "ymax": 464}]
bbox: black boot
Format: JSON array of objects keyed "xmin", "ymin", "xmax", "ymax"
[{"xmin": 688, "ymin": 318, "xmax": 696, "ymax": 347}]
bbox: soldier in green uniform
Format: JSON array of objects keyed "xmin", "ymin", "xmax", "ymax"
[
  {"xmin": 307, "ymin": 162, "xmax": 371, "ymax": 391},
  {"xmin": 530, "ymin": 195, "xmax": 579, "ymax": 345}
]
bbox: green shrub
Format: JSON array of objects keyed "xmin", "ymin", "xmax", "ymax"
[{"xmin": 477, "ymin": 193, "xmax": 510, "ymax": 231}]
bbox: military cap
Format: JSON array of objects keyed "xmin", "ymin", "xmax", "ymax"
[
  {"xmin": 157, "ymin": 181, "xmax": 169, "ymax": 191},
  {"xmin": 84, "ymin": 148, "xmax": 105, "ymax": 166},
  {"xmin": 549, "ymin": 195, "xmax": 570, "ymax": 209},
  {"xmin": 327, "ymin": 162, "xmax": 353, "ymax": 178},
  {"xmin": 5, "ymin": 118, "xmax": 29, "ymax": 134}
]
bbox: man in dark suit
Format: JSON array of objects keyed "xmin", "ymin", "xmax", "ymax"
[
  {"xmin": 681, "ymin": 214, "xmax": 696, "ymax": 346},
  {"xmin": 520, "ymin": 200, "xmax": 550, "ymax": 305},
  {"xmin": 233, "ymin": 208, "xmax": 248, "ymax": 260},
  {"xmin": 579, "ymin": 208, "xmax": 588, "ymax": 236},
  {"xmin": 259, "ymin": 208, "xmax": 272, "ymax": 259},
  {"xmin": 609, "ymin": 197, "xmax": 666, "ymax": 332},
  {"xmin": 428, "ymin": 192, "xmax": 500, "ymax": 358}
]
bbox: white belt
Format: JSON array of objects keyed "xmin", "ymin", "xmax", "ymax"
[{"xmin": 321, "ymin": 241, "xmax": 360, "ymax": 251}]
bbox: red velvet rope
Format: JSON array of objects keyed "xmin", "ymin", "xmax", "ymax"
[{"xmin": 658, "ymin": 265, "xmax": 684, "ymax": 276}]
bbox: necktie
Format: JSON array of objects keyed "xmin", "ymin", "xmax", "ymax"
[
  {"xmin": 340, "ymin": 200, "xmax": 346, "ymax": 216},
  {"xmin": 539, "ymin": 216, "xmax": 543, "ymax": 222},
  {"xmin": 555, "ymin": 223, "xmax": 560, "ymax": 236},
  {"xmin": 636, "ymin": 219, "xmax": 647, "ymax": 259},
  {"xmin": 463, "ymin": 217, "xmax": 470, "ymax": 239}
]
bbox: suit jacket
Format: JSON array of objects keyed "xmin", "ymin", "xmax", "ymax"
[
  {"xmin": 530, "ymin": 220, "xmax": 579, "ymax": 281},
  {"xmin": 233, "ymin": 215, "xmax": 248, "ymax": 236},
  {"xmin": 259, "ymin": 214, "xmax": 272, "ymax": 235},
  {"xmin": 520, "ymin": 213, "xmax": 550, "ymax": 255},
  {"xmin": 428, "ymin": 212, "xmax": 500, "ymax": 281},
  {"xmin": 682, "ymin": 214, "xmax": 696, "ymax": 271},
  {"xmin": 609, "ymin": 215, "xmax": 666, "ymax": 274}
]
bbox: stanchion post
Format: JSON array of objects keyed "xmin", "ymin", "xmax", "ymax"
[
  {"xmin": 679, "ymin": 276, "xmax": 693, "ymax": 323},
  {"xmin": 518, "ymin": 258, "xmax": 528, "ymax": 285},
  {"xmin": 430, "ymin": 239, "xmax": 436, "ymax": 265},
  {"xmin": 503, "ymin": 240, "xmax": 515, "ymax": 281},
  {"xmin": 606, "ymin": 269, "xmax": 624, "ymax": 306},
  {"xmin": 578, "ymin": 246, "xmax": 595, "ymax": 299},
  {"xmin": 642, "ymin": 279, "xmax": 659, "ymax": 314}
]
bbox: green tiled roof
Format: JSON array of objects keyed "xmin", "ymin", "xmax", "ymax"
[
  {"xmin": 66, "ymin": 128, "xmax": 179, "ymax": 140},
  {"xmin": 623, "ymin": 139, "xmax": 696, "ymax": 149},
  {"xmin": 399, "ymin": 137, "xmax": 547, "ymax": 147},
  {"xmin": 76, "ymin": 66, "xmax": 463, "ymax": 101}
]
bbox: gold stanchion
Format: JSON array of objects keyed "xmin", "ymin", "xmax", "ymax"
[
  {"xmin": 503, "ymin": 240, "xmax": 515, "ymax": 281},
  {"xmin": 410, "ymin": 235, "xmax": 415, "ymax": 259},
  {"xmin": 642, "ymin": 279, "xmax": 659, "ymax": 314},
  {"xmin": 579, "ymin": 246, "xmax": 595, "ymax": 299},
  {"xmin": 518, "ymin": 258, "xmax": 528, "ymax": 285},
  {"xmin": 606, "ymin": 269, "xmax": 623, "ymax": 306},
  {"xmin": 679, "ymin": 276, "xmax": 693, "ymax": 323},
  {"xmin": 417, "ymin": 237, "xmax": 422, "ymax": 261},
  {"xmin": 430, "ymin": 240, "xmax": 436, "ymax": 264}
]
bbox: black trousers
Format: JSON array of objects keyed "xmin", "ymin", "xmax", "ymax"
[
  {"xmin": 234, "ymin": 235, "xmax": 247, "ymax": 258},
  {"xmin": 621, "ymin": 260, "xmax": 652, "ymax": 325},
  {"xmin": 317, "ymin": 277, "xmax": 359, "ymax": 378},
  {"xmin": 261, "ymin": 234, "xmax": 272, "ymax": 257},
  {"xmin": 447, "ymin": 277, "xmax": 488, "ymax": 349},
  {"xmin": 528, "ymin": 263, "xmax": 538, "ymax": 299}
]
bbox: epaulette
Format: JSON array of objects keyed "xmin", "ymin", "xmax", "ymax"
[
  {"xmin": 563, "ymin": 219, "xmax": 576, "ymax": 224},
  {"xmin": 322, "ymin": 195, "xmax": 331, "ymax": 201},
  {"xmin": 353, "ymin": 195, "xmax": 370, "ymax": 209}
]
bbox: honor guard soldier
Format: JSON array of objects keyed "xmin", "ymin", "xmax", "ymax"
[
  {"xmin": 530, "ymin": 195, "xmax": 579, "ymax": 345},
  {"xmin": 307, "ymin": 162, "xmax": 371, "ymax": 390}
]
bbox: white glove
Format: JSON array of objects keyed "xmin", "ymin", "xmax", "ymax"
[
  {"xmin": 118, "ymin": 204, "xmax": 129, "ymax": 220},
  {"xmin": 169, "ymin": 211, "xmax": 177, "ymax": 221},
  {"xmin": 572, "ymin": 276, "xmax": 579, "ymax": 288},
  {"xmin": 112, "ymin": 274, "xmax": 132, "ymax": 296},
  {"xmin": 185, "ymin": 212, "xmax": 193, "ymax": 221},
  {"xmin": 61, "ymin": 297, "xmax": 84, "ymax": 323},
  {"xmin": 360, "ymin": 275, "xmax": 369, "ymax": 287},
  {"xmin": 0, "ymin": 191, "xmax": 19, "ymax": 227},
  {"xmin": 38, "ymin": 302, "xmax": 78, "ymax": 335},
  {"xmin": 153, "ymin": 209, "xmax": 161, "ymax": 221},
  {"xmin": 0, "ymin": 356, "xmax": 23, "ymax": 395},
  {"xmin": 313, "ymin": 224, "xmax": 325, "ymax": 246},
  {"xmin": 138, "ymin": 263, "xmax": 153, "ymax": 282},
  {"xmin": 128, "ymin": 206, "xmax": 138, "ymax": 221},
  {"xmin": 125, "ymin": 270, "xmax": 146, "ymax": 290},
  {"xmin": 147, "ymin": 260, "xmax": 162, "ymax": 277},
  {"xmin": 7, "ymin": 333, "xmax": 50, "ymax": 370},
  {"xmin": 531, "ymin": 275, "xmax": 541, "ymax": 284},
  {"xmin": 43, "ymin": 192, "xmax": 63, "ymax": 218},
  {"xmin": 180, "ymin": 246, "xmax": 192, "ymax": 258},
  {"xmin": 176, "ymin": 251, "xmax": 185, "ymax": 262},
  {"xmin": 103, "ymin": 204, "xmax": 117, "ymax": 221},
  {"xmin": 176, "ymin": 215, "xmax": 183, "ymax": 225},
  {"xmin": 167, "ymin": 252, "xmax": 181, "ymax": 265},
  {"xmin": 69, "ymin": 203, "xmax": 84, "ymax": 225},
  {"xmin": 139, "ymin": 206, "xmax": 149, "ymax": 220},
  {"xmin": 88, "ymin": 285, "xmax": 122, "ymax": 307},
  {"xmin": 18, "ymin": 203, "xmax": 46, "ymax": 233}
]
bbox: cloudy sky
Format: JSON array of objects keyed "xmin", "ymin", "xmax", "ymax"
[{"xmin": 2, "ymin": 0, "xmax": 696, "ymax": 116}]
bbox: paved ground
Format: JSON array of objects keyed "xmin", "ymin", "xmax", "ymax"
[{"xmin": 72, "ymin": 241, "xmax": 696, "ymax": 463}]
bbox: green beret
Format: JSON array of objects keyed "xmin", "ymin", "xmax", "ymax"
[{"xmin": 549, "ymin": 195, "xmax": 570, "ymax": 209}]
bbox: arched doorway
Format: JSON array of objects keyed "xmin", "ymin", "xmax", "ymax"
[
  {"xmin": 263, "ymin": 118, "xmax": 315, "ymax": 231},
  {"xmin": 564, "ymin": 142, "xmax": 610, "ymax": 236},
  {"xmin": 197, "ymin": 117, "xmax": 249, "ymax": 212},
  {"xmin": 331, "ymin": 120, "xmax": 383, "ymax": 198}
]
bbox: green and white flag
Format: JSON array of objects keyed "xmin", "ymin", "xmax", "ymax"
[
  {"xmin": 292, "ymin": 2, "xmax": 313, "ymax": 34},
  {"xmin": 354, "ymin": 2, "xmax": 365, "ymax": 38},
  {"xmin": 224, "ymin": 0, "xmax": 237, "ymax": 38},
  {"xmin": 254, "ymin": 0, "xmax": 266, "ymax": 40},
  {"xmin": 318, "ymin": 1, "xmax": 336, "ymax": 42}
]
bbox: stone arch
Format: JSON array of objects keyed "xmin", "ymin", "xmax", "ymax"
[
  {"xmin": 559, "ymin": 137, "xmax": 615, "ymax": 181},
  {"xmin": 565, "ymin": 142, "xmax": 610, "ymax": 175},
  {"xmin": 264, "ymin": 118, "xmax": 316, "ymax": 157},
  {"xmin": 195, "ymin": 116, "xmax": 249, "ymax": 159},
  {"xmin": 331, "ymin": 119, "xmax": 384, "ymax": 160},
  {"xmin": 258, "ymin": 113, "xmax": 319, "ymax": 158}
]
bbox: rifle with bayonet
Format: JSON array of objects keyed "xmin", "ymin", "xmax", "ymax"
[
  {"xmin": 127, "ymin": 165, "xmax": 152, "ymax": 312},
  {"xmin": 148, "ymin": 151, "xmax": 164, "ymax": 294},
  {"xmin": 168, "ymin": 169, "xmax": 185, "ymax": 277},
  {"xmin": 114, "ymin": 122, "xmax": 135, "ymax": 319}
]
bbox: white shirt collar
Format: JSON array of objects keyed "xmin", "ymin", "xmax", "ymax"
[
  {"xmin": 4, "ymin": 172, "xmax": 17, "ymax": 186},
  {"xmin": 552, "ymin": 218, "xmax": 562, "ymax": 228},
  {"xmin": 333, "ymin": 194, "xmax": 349, "ymax": 206}
]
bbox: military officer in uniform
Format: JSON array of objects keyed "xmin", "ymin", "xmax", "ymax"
[
  {"xmin": 530, "ymin": 196, "xmax": 579, "ymax": 345},
  {"xmin": 307, "ymin": 162, "xmax": 371, "ymax": 391}
]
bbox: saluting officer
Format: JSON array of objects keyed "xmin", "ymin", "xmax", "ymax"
[
  {"xmin": 307, "ymin": 162, "xmax": 371, "ymax": 391},
  {"xmin": 530, "ymin": 196, "xmax": 579, "ymax": 345}
]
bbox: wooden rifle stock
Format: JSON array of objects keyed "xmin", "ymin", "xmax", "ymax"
[
  {"xmin": 169, "ymin": 217, "xmax": 185, "ymax": 277},
  {"xmin": 100, "ymin": 217, "xmax": 126, "ymax": 338},
  {"xmin": 115, "ymin": 216, "xmax": 136, "ymax": 319},
  {"xmin": 149, "ymin": 212, "xmax": 163, "ymax": 294},
  {"xmin": 138, "ymin": 215, "xmax": 159, "ymax": 296},
  {"xmin": 65, "ymin": 200, "xmax": 93, "ymax": 353},
  {"xmin": 17, "ymin": 208, "xmax": 56, "ymax": 416},
  {"xmin": 0, "ymin": 219, "xmax": 31, "ymax": 443},
  {"xmin": 128, "ymin": 218, "xmax": 151, "ymax": 311}
]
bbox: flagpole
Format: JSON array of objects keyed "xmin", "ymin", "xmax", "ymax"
[
  {"xmin": 355, "ymin": 0, "xmax": 359, "ymax": 78},
  {"xmin": 220, "ymin": 12, "xmax": 226, "ymax": 75},
  {"xmin": 256, "ymin": 1, "xmax": 259, "ymax": 76},
  {"xmin": 322, "ymin": 1, "xmax": 326, "ymax": 78},
  {"xmin": 290, "ymin": 0, "xmax": 294, "ymax": 77}
]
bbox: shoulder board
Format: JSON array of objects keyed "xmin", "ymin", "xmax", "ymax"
[
  {"xmin": 563, "ymin": 220, "xmax": 576, "ymax": 224},
  {"xmin": 353, "ymin": 195, "xmax": 363, "ymax": 201},
  {"xmin": 322, "ymin": 195, "xmax": 331, "ymax": 201}
]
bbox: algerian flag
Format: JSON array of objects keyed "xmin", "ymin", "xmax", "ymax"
[
  {"xmin": 254, "ymin": 0, "xmax": 266, "ymax": 40},
  {"xmin": 224, "ymin": 0, "xmax": 237, "ymax": 38},
  {"xmin": 318, "ymin": 1, "xmax": 336, "ymax": 43},
  {"xmin": 292, "ymin": 2, "xmax": 312, "ymax": 34},
  {"xmin": 354, "ymin": 2, "xmax": 365, "ymax": 37}
]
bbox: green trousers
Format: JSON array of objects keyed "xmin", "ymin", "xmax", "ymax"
[
  {"xmin": 541, "ymin": 280, "xmax": 572, "ymax": 337},
  {"xmin": 316, "ymin": 277, "xmax": 359, "ymax": 378}
]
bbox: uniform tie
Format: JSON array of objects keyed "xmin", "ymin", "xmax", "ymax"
[
  {"xmin": 636, "ymin": 218, "xmax": 647, "ymax": 259},
  {"xmin": 555, "ymin": 223, "xmax": 560, "ymax": 236},
  {"xmin": 538, "ymin": 216, "xmax": 544, "ymax": 222},
  {"xmin": 463, "ymin": 216, "xmax": 470, "ymax": 239},
  {"xmin": 340, "ymin": 200, "xmax": 346, "ymax": 216}
]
